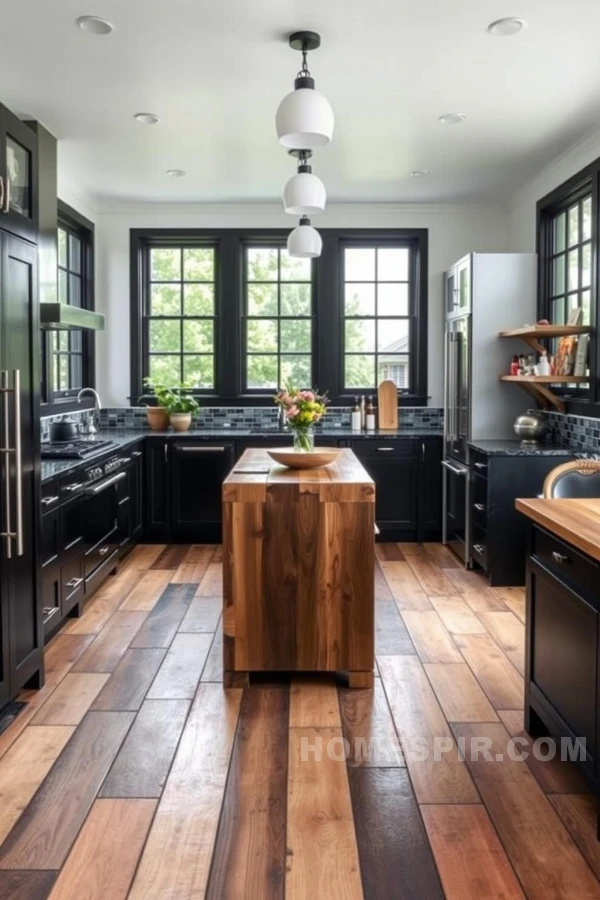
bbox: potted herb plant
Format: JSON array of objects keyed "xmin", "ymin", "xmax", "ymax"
[
  {"xmin": 274, "ymin": 383, "xmax": 328, "ymax": 452},
  {"xmin": 165, "ymin": 384, "xmax": 200, "ymax": 432},
  {"xmin": 142, "ymin": 377, "xmax": 171, "ymax": 431}
]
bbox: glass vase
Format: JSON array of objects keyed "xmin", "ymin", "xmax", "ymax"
[{"xmin": 293, "ymin": 427, "xmax": 314, "ymax": 453}]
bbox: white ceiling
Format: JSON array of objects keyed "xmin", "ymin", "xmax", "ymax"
[{"xmin": 2, "ymin": 0, "xmax": 600, "ymax": 204}]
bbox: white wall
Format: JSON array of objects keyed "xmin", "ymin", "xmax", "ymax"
[
  {"xmin": 92, "ymin": 201, "xmax": 508, "ymax": 408},
  {"xmin": 509, "ymin": 126, "xmax": 600, "ymax": 252}
]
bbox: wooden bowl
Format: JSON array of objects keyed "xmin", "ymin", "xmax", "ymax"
[{"xmin": 266, "ymin": 447, "xmax": 343, "ymax": 469}]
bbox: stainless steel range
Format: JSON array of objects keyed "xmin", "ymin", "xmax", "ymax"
[{"xmin": 41, "ymin": 439, "xmax": 117, "ymax": 459}]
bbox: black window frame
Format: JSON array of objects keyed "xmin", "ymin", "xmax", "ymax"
[
  {"xmin": 41, "ymin": 200, "xmax": 95, "ymax": 412},
  {"xmin": 537, "ymin": 162, "xmax": 599, "ymax": 416},
  {"xmin": 130, "ymin": 227, "xmax": 428, "ymax": 406}
]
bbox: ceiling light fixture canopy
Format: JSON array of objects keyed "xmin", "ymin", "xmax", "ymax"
[
  {"xmin": 76, "ymin": 15, "xmax": 114, "ymax": 34},
  {"xmin": 283, "ymin": 150, "xmax": 326, "ymax": 216},
  {"xmin": 166, "ymin": 169, "xmax": 186, "ymax": 177},
  {"xmin": 276, "ymin": 31, "xmax": 334, "ymax": 150},
  {"xmin": 487, "ymin": 17, "xmax": 526, "ymax": 36},
  {"xmin": 438, "ymin": 113, "xmax": 466, "ymax": 125},
  {"xmin": 134, "ymin": 112, "xmax": 160, "ymax": 125},
  {"xmin": 287, "ymin": 216, "xmax": 322, "ymax": 258}
]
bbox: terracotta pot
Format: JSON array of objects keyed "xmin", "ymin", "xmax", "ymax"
[
  {"xmin": 146, "ymin": 406, "xmax": 170, "ymax": 431},
  {"xmin": 170, "ymin": 412, "xmax": 192, "ymax": 432}
]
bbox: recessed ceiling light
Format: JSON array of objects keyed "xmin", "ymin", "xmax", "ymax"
[
  {"xmin": 410, "ymin": 169, "xmax": 430, "ymax": 178},
  {"xmin": 438, "ymin": 113, "xmax": 466, "ymax": 125},
  {"xmin": 76, "ymin": 15, "xmax": 114, "ymax": 35},
  {"xmin": 134, "ymin": 112, "xmax": 160, "ymax": 125},
  {"xmin": 487, "ymin": 17, "xmax": 527, "ymax": 36},
  {"xmin": 166, "ymin": 169, "xmax": 186, "ymax": 178}
]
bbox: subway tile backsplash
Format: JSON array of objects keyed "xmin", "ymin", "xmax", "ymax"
[{"xmin": 40, "ymin": 409, "xmax": 94, "ymax": 442}]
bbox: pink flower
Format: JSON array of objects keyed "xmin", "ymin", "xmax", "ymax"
[{"xmin": 286, "ymin": 406, "xmax": 299, "ymax": 418}]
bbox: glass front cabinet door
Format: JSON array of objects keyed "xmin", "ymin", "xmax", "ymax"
[{"xmin": 0, "ymin": 102, "xmax": 38, "ymax": 243}]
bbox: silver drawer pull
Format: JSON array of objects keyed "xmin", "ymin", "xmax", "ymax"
[
  {"xmin": 98, "ymin": 546, "xmax": 110, "ymax": 556},
  {"xmin": 178, "ymin": 446, "xmax": 227, "ymax": 453},
  {"xmin": 474, "ymin": 503, "xmax": 486, "ymax": 512},
  {"xmin": 84, "ymin": 471, "xmax": 126, "ymax": 495},
  {"xmin": 42, "ymin": 495, "xmax": 60, "ymax": 507},
  {"xmin": 65, "ymin": 577, "xmax": 83, "ymax": 589},
  {"xmin": 132, "ymin": 450, "xmax": 143, "ymax": 457},
  {"xmin": 474, "ymin": 462, "xmax": 487, "ymax": 470},
  {"xmin": 376, "ymin": 447, "xmax": 394, "ymax": 452},
  {"xmin": 64, "ymin": 482, "xmax": 84, "ymax": 493},
  {"xmin": 473, "ymin": 544, "xmax": 485, "ymax": 554},
  {"xmin": 552, "ymin": 551, "xmax": 569, "ymax": 564}
]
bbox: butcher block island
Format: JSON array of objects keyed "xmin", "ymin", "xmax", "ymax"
[{"xmin": 222, "ymin": 447, "xmax": 375, "ymax": 688}]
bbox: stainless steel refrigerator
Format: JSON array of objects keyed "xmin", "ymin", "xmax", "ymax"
[{"xmin": 442, "ymin": 252, "xmax": 537, "ymax": 566}]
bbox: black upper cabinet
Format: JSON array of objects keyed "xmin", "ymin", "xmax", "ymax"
[
  {"xmin": 171, "ymin": 442, "xmax": 235, "ymax": 543},
  {"xmin": 0, "ymin": 104, "xmax": 38, "ymax": 244}
]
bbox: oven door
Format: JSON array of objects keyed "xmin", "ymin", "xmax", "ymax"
[
  {"xmin": 442, "ymin": 458, "xmax": 471, "ymax": 566},
  {"xmin": 83, "ymin": 471, "xmax": 124, "ymax": 579}
]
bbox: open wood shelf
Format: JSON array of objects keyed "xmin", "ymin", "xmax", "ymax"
[
  {"xmin": 499, "ymin": 324, "xmax": 591, "ymax": 355},
  {"xmin": 500, "ymin": 375, "xmax": 588, "ymax": 384}
]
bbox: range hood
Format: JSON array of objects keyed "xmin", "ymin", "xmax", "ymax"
[{"xmin": 40, "ymin": 303, "xmax": 105, "ymax": 331}]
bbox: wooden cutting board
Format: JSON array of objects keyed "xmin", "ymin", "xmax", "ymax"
[{"xmin": 378, "ymin": 380, "xmax": 398, "ymax": 431}]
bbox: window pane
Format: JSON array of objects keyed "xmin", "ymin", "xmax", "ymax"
[
  {"xmin": 581, "ymin": 289, "xmax": 591, "ymax": 324},
  {"xmin": 281, "ymin": 283, "xmax": 311, "ymax": 316},
  {"xmin": 184, "ymin": 283, "xmax": 214, "ymax": 316},
  {"xmin": 58, "ymin": 355, "xmax": 69, "ymax": 390},
  {"xmin": 378, "ymin": 283, "xmax": 409, "ymax": 316},
  {"xmin": 281, "ymin": 319, "xmax": 311, "ymax": 353},
  {"xmin": 345, "ymin": 355, "xmax": 375, "ymax": 388},
  {"xmin": 345, "ymin": 284, "xmax": 375, "ymax": 316},
  {"xmin": 58, "ymin": 269, "xmax": 67, "ymax": 304},
  {"xmin": 551, "ymin": 298, "xmax": 565, "ymax": 325},
  {"xmin": 378, "ymin": 319, "xmax": 409, "ymax": 352},
  {"xmin": 247, "ymin": 248, "xmax": 278, "ymax": 281},
  {"xmin": 345, "ymin": 248, "xmax": 375, "ymax": 281},
  {"xmin": 582, "ymin": 197, "xmax": 592, "ymax": 241},
  {"xmin": 150, "ymin": 319, "xmax": 181, "ymax": 352},
  {"xmin": 151, "ymin": 248, "xmax": 181, "ymax": 281},
  {"xmin": 377, "ymin": 248, "xmax": 409, "ymax": 281},
  {"xmin": 552, "ymin": 255, "xmax": 565, "ymax": 297},
  {"xmin": 568, "ymin": 249, "xmax": 579, "ymax": 291},
  {"xmin": 248, "ymin": 283, "xmax": 278, "ymax": 316},
  {"xmin": 247, "ymin": 355, "xmax": 278, "ymax": 389},
  {"xmin": 71, "ymin": 330, "xmax": 82, "ymax": 352},
  {"xmin": 58, "ymin": 228, "xmax": 67, "ymax": 267},
  {"xmin": 378, "ymin": 356, "xmax": 409, "ymax": 388},
  {"xmin": 151, "ymin": 284, "xmax": 181, "ymax": 316},
  {"xmin": 69, "ymin": 274, "xmax": 81, "ymax": 308},
  {"xmin": 581, "ymin": 243, "xmax": 591, "ymax": 289},
  {"xmin": 68, "ymin": 234, "xmax": 81, "ymax": 274},
  {"xmin": 58, "ymin": 331, "xmax": 68, "ymax": 351},
  {"xmin": 553, "ymin": 212, "xmax": 566, "ymax": 253},
  {"xmin": 280, "ymin": 250, "xmax": 311, "ymax": 282},
  {"xmin": 345, "ymin": 319, "xmax": 375, "ymax": 353},
  {"xmin": 247, "ymin": 318, "xmax": 278, "ymax": 353},
  {"xmin": 184, "ymin": 355, "xmax": 214, "ymax": 388},
  {"xmin": 70, "ymin": 353, "xmax": 82, "ymax": 389},
  {"xmin": 150, "ymin": 354, "xmax": 181, "ymax": 385},
  {"xmin": 183, "ymin": 248, "xmax": 213, "ymax": 281},
  {"xmin": 281, "ymin": 355, "xmax": 311, "ymax": 387},
  {"xmin": 183, "ymin": 319, "xmax": 213, "ymax": 353},
  {"xmin": 568, "ymin": 205, "xmax": 579, "ymax": 247}
]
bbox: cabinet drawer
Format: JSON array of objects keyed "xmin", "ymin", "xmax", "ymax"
[
  {"xmin": 41, "ymin": 480, "xmax": 61, "ymax": 511},
  {"xmin": 85, "ymin": 530, "xmax": 118, "ymax": 578},
  {"xmin": 470, "ymin": 451, "xmax": 489, "ymax": 478},
  {"xmin": 472, "ymin": 523, "xmax": 488, "ymax": 571},
  {"xmin": 351, "ymin": 440, "xmax": 417, "ymax": 459},
  {"xmin": 61, "ymin": 557, "xmax": 84, "ymax": 615},
  {"xmin": 532, "ymin": 527, "xmax": 600, "ymax": 605}
]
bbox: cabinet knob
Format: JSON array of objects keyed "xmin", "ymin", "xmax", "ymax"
[
  {"xmin": 552, "ymin": 551, "xmax": 569, "ymax": 564},
  {"xmin": 474, "ymin": 462, "xmax": 487, "ymax": 471},
  {"xmin": 474, "ymin": 503, "xmax": 486, "ymax": 512}
]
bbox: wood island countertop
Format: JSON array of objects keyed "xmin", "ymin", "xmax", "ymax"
[{"xmin": 516, "ymin": 497, "xmax": 600, "ymax": 562}]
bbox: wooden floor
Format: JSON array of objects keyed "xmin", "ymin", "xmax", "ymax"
[{"xmin": 0, "ymin": 542, "xmax": 599, "ymax": 899}]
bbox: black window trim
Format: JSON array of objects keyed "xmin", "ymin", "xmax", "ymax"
[
  {"xmin": 537, "ymin": 161, "xmax": 599, "ymax": 417},
  {"xmin": 130, "ymin": 227, "xmax": 429, "ymax": 406},
  {"xmin": 41, "ymin": 199, "xmax": 96, "ymax": 414}
]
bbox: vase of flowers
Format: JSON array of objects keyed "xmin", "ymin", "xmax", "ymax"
[{"xmin": 274, "ymin": 383, "xmax": 328, "ymax": 452}]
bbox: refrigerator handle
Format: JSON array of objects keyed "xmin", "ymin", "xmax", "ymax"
[
  {"xmin": 445, "ymin": 331, "xmax": 454, "ymax": 442},
  {"xmin": 0, "ymin": 369, "xmax": 13, "ymax": 558},
  {"xmin": 13, "ymin": 370, "xmax": 23, "ymax": 556}
]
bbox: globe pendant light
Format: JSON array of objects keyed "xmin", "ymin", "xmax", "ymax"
[
  {"xmin": 276, "ymin": 31, "xmax": 334, "ymax": 150},
  {"xmin": 283, "ymin": 150, "xmax": 326, "ymax": 216},
  {"xmin": 287, "ymin": 216, "xmax": 322, "ymax": 258}
]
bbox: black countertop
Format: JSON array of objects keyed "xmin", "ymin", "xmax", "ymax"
[
  {"xmin": 41, "ymin": 426, "xmax": 444, "ymax": 482},
  {"xmin": 468, "ymin": 439, "xmax": 576, "ymax": 458}
]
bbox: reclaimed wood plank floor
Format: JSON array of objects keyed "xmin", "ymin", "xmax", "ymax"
[{"xmin": 0, "ymin": 542, "xmax": 597, "ymax": 899}]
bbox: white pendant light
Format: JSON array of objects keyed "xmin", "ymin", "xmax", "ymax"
[
  {"xmin": 283, "ymin": 151, "xmax": 326, "ymax": 216},
  {"xmin": 276, "ymin": 32, "xmax": 334, "ymax": 150},
  {"xmin": 287, "ymin": 216, "xmax": 322, "ymax": 258}
]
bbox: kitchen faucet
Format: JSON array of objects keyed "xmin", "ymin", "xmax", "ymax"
[{"xmin": 77, "ymin": 387, "xmax": 102, "ymax": 435}]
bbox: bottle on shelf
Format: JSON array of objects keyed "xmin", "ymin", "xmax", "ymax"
[
  {"xmin": 360, "ymin": 396, "xmax": 366, "ymax": 429},
  {"xmin": 537, "ymin": 351, "xmax": 551, "ymax": 376},
  {"xmin": 366, "ymin": 397, "xmax": 375, "ymax": 431},
  {"xmin": 351, "ymin": 397, "xmax": 361, "ymax": 431},
  {"xmin": 510, "ymin": 355, "xmax": 519, "ymax": 376}
]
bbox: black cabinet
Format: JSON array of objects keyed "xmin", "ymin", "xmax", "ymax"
[
  {"xmin": 419, "ymin": 438, "xmax": 443, "ymax": 541},
  {"xmin": 171, "ymin": 442, "xmax": 235, "ymax": 543},
  {"xmin": 525, "ymin": 525, "xmax": 600, "ymax": 800},
  {"xmin": 351, "ymin": 440, "xmax": 420, "ymax": 540},
  {"xmin": 0, "ymin": 232, "xmax": 42, "ymax": 705},
  {"xmin": 145, "ymin": 439, "xmax": 169, "ymax": 538},
  {"xmin": 117, "ymin": 445, "xmax": 144, "ymax": 554},
  {"xmin": 0, "ymin": 103, "xmax": 38, "ymax": 243}
]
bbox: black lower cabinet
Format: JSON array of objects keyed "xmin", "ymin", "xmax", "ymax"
[
  {"xmin": 145, "ymin": 438, "xmax": 169, "ymax": 538},
  {"xmin": 525, "ymin": 525, "xmax": 600, "ymax": 812},
  {"xmin": 117, "ymin": 446, "xmax": 144, "ymax": 554},
  {"xmin": 171, "ymin": 442, "xmax": 235, "ymax": 543}
]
